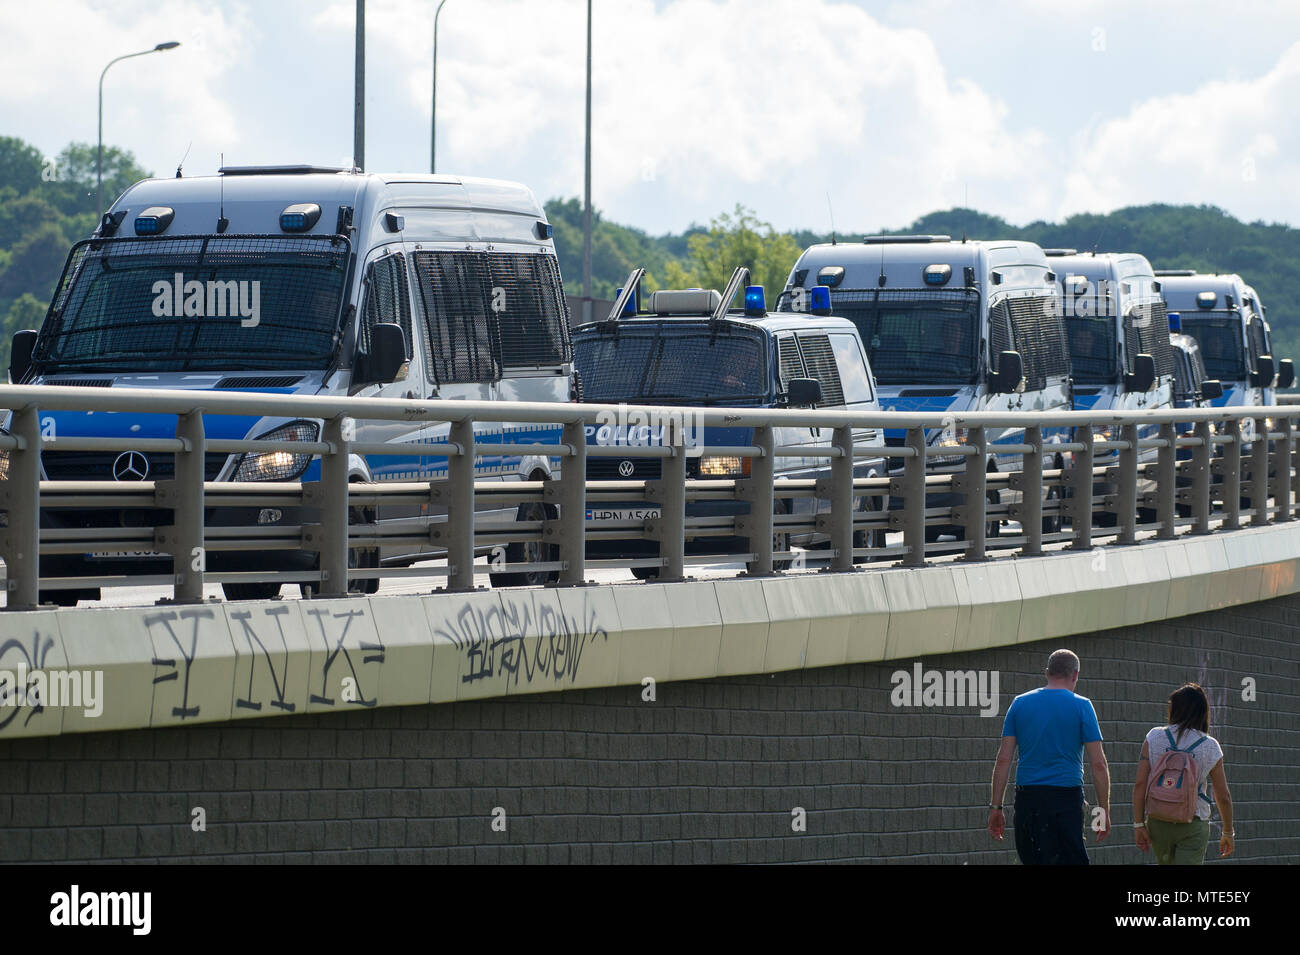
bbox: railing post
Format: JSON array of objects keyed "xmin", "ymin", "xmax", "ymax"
[
  {"xmin": 825, "ymin": 425, "xmax": 855, "ymax": 572},
  {"xmin": 1, "ymin": 407, "xmax": 41, "ymax": 610},
  {"xmin": 1191, "ymin": 419, "xmax": 1212, "ymax": 535},
  {"xmin": 1222, "ymin": 418, "xmax": 1241, "ymax": 530},
  {"xmin": 1116, "ymin": 423, "xmax": 1139, "ymax": 545},
  {"xmin": 1251, "ymin": 417, "xmax": 1270, "ymax": 526},
  {"xmin": 549, "ymin": 419, "xmax": 587, "ymax": 586},
  {"xmin": 649, "ymin": 416, "xmax": 687, "ymax": 582},
  {"xmin": 958, "ymin": 426, "xmax": 987, "ymax": 562},
  {"xmin": 1273, "ymin": 415, "xmax": 1292, "ymax": 523},
  {"xmin": 740, "ymin": 425, "xmax": 775, "ymax": 576},
  {"xmin": 434, "ymin": 418, "xmax": 476, "ymax": 591},
  {"xmin": 1067, "ymin": 426, "xmax": 1094, "ymax": 550},
  {"xmin": 162, "ymin": 411, "xmax": 206, "ymax": 603},
  {"xmin": 314, "ymin": 415, "xmax": 352, "ymax": 597},
  {"xmin": 1020, "ymin": 425, "xmax": 1044, "ymax": 556},
  {"xmin": 1156, "ymin": 422, "xmax": 1177, "ymax": 540},
  {"xmin": 900, "ymin": 426, "xmax": 926, "ymax": 567}
]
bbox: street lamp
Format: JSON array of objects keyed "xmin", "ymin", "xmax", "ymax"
[
  {"xmin": 431, "ymin": 0, "xmax": 450, "ymax": 173},
  {"xmin": 97, "ymin": 41, "xmax": 181, "ymax": 222}
]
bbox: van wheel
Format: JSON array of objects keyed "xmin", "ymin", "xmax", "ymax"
[
  {"xmin": 1042, "ymin": 484, "xmax": 1062, "ymax": 535},
  {"xmin": 298, "ymin": 505, "xmax": 380, "ymax": 597},
  {"xmin": 771, "ymin": 499, "xmax": 792, "ymax": 571},
  {"xmin": 223, "ymin": 582, "xmax": 283, "ymax": 601},
  {"xmin": 631, "ymin": 566, "xmax": 660, "ymax": 581},
  {"xmin": 489, "ymin": 501, "xmax": 559, "ymax": 588},
  {"xmin": 852, "ymin": 496, "xmax": 887, "ymax": 562}
]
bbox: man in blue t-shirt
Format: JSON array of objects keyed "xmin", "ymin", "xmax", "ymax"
[{"xmin": 987, "ymin": 649, "xmax": 1110, "ymax": 864}]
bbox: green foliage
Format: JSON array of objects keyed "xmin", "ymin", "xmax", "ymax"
[
  {"xmin": 0, "ymin": 135, "xmax": 150, "ymax": 368},
  {"xmin": 671, "ymin": 205, "xmax": 803, "ymax": 301}
]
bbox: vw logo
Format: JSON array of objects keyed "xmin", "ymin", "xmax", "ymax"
[
  {"xmin": 617, "ymin": 460, "xmax": 635, "ymax": 477},
  {"xmin": 112, "ymin": 450, "xmax": 150, "ymax": 481}
]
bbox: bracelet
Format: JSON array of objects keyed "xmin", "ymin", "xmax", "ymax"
[
  {"xmin": 989, "ymin": 804, "xmax": 1003, "ymax": 810},
  {"xmin": 1134, "ymin": 823, "xmax": 1146, "ymax": 829}
]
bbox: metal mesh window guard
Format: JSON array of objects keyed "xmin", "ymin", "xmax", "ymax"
[
  {"xmin": 1180, "ymin": 313, "xmax": 1247, "ymax": 381},
  {"xmin": 573, "ymin": 322, "xmax": 768, "ymax": 403},
  {"xmin": 359, "ymin": 252, "xmax": 413, "ymax": 358},
  {"xmin": 796, "ymin": 333, "xmax": 845, "ymax": 407},
  {"xmin": 34, "ymin": 235, "xmax": 349, "ymax": 373},
  {"xmin": 782, "ymin": 288, "xmax": 981, "ymax": 385},
  {"xmin": 1003, "ymin": 294, "xmax": 1070, "ymax": 391},
  {"xmin": 1066, "ymin": 314, "xmax": 1119, "ymax": 383},
  {"xmin": 1126, "ymin": 300, "xmax": 1175, "ymax": 378}
]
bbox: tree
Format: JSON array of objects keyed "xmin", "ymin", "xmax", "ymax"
[
  {"xmin": 46, "ymin": 142, "xmax": 151, "ymax": 219},
  {"xmin": 673, "ymin": 205, "xmax": 802, "ymax": 302},
  {"xmin": 0, "ymin": 137, "xmax": 46, "ymax": 196}
]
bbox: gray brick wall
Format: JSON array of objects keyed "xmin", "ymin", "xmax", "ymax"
[{"xmin": 1, "ymin": 592, "xmax": 1297, "ymax": 863}]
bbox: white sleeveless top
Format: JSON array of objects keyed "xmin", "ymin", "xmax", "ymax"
[{"xmin": 1145, "ymin": 725, "xmax": 1224, "ymax": 822}]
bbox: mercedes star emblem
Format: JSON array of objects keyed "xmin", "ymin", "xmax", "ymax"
[{"xmin": 112, "ymin": 450, "xmax": 150, "ymax": 481}]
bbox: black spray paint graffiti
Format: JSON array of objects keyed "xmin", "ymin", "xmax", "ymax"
[
  {"xmin": 230, "ymin": 604, "xmax": 296, "ymax": 714},
  {"xmin": 147, "ymin": 608, "xmax": 216, "ymax": 720},
  {"xmin": 0, "ymin": 631, "xmax": 53, "ymax": 730},
  {"xmin": 435, "ymin": 593, "xmax": 609, "ymax": 687},
  {"xmin": 305, "ymin": 606, "xmax": 385, "ymax": 707}
]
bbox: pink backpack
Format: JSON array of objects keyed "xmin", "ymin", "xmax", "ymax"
[{"xmin": 1146, "ymin": 728, "xmax": 1208, "ymax": 824}]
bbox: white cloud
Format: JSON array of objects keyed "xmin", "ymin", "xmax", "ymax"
[
  {"xmin": 1058, "ymin": 40, "xmax": 1300, "ymax": 223},
  {"xmin": 0, "ymin": 0, "xmax": 249, "ymax": 176},
  {"xmin": 312, "ymin": 0, "xmax": 1055, "ymax": 231}
]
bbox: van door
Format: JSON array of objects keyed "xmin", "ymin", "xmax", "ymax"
[{"xmin": 792, "ymin": 331, "xmax": 848, "ymax": 545}]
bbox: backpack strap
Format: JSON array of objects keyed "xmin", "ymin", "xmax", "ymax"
[
  {"xmin": 1164, "ymin": 727, "xmax": 1177, "ymax": 749},
  {"xmin": 1185, "ymin": 735, "xmax": 1208, "ymax": 753}
]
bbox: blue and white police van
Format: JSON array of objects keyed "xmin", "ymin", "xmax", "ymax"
[
  {"xmin": 778, "ymin": 235, "xmax": 1070, "ymax": 540},
  {"xmin": 5, "ymin": 166, "xmax": 575, "ymax": 602},
  {"xmin": 1156, "ymin": 271, "xmax": 1294, "ymax": 433},
  {"xmin": 572, "ymin": 270, "xmax": 889, "ymax": 578}
]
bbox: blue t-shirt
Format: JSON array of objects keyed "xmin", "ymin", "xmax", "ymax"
[{"xmin": 1001, "ymin": 687, "xmax": 1103, "ymax": 787}]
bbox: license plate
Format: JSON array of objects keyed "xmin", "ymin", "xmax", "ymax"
[
  {"xmin": 585, "ymin": 507, "xmax": 661, "ymax": 522},
  {"xmin": 85, "ymin": 551, "xmax": 167, "ymax": 560}
]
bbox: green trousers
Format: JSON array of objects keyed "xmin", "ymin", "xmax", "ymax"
[{"xmin": 1146, "ymin": 817, "xmax": 1211, "ymax": 865}]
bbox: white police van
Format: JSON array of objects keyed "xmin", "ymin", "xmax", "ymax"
[
  {"xmin": 1156, "ymin": 271, "xmax": 1294, "ymax": 430},
  {"xmin": 572, "ymin": 270, "xmax": 889, "ymax": 577},
  {"xmin": 779, "ymin": 236, "xmax": 1070, "ymax": 540},
  {"xmin": 7, "ymin": 166, "xmax": 574, "ymax": 602}
]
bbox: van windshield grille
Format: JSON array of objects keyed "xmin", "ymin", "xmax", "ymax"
[
  {"xmin": 1066, "ymin": 316, "xmax": 1119, "ymax": 383},
  {"xmin": 780, "ymin": 288, "xmax": 980, "ymax": 385},
  {"xmin": 34, "ymin": 235, "xmax": 349, "ymax": 374},
  {"xmin": 572, "ymin": 324, "xmax": 768, "ymax": 403},
  {"xmin": 1180, "ymin": 313, "xmax": 1247, "ymax": 381}
]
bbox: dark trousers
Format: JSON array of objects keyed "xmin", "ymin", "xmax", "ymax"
[{"xmin": 1013, "ymin": 785, "xmax": 1089, "ymax": 865}]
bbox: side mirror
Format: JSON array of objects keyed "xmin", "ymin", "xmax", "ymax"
[
  {"xmin": 9, "ymin": 330, "xmax": 37, "ymax": 383},
  {"xmin": 1251, "ymin": 354, "xmax": 1276, "ymax": 388},
  {"xmin": 786, "ymin": 377, "xmax": 823, "ymax": 407},
  {"xmin": 1125, "ymin": 353, "xmax": 1156, "ymax": 393},
  {"xmin": 991, "ymin": 350, "xmax": 1024, "ymax": 394},
  {"xmin": 1277, "ymin": 358, "xmax": 1295, "ymax": 390},
  {"xmin": 1199, "ymin": 379, "xmax": 1223, "ymax": 401},
  {"xmin": 355, "ymin": 322, "xmax": 408, "ymax": 385}
]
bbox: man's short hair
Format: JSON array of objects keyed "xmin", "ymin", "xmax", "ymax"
[{"xmin": 1047, "ymin": 649, "xmax": 1080, "ymax": 678}]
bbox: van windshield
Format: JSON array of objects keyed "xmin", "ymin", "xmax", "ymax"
[
  {"xmin": 1066, "ymin": 316, "xmax": 1119, "ymax": 383},
  {"xmin": 812, "ymin": 288, "xmax": 980, "ymax": 385},
  {"xmin": 32, "ymin": 235, "xmax": 349, "ymax": 374},
  {"xmin": 572, "ymin": 323, "xmax": 769, "ymax": 403},
  {"xmin": 1180, "ymin": 314, "xmax": 1247, "ymax": 381}
]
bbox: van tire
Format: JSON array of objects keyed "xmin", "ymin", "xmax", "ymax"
[
  {"xmin": 489, "ymin": 501, "xmax": 559, "ymax": 588},
  {"xmin": 852, "ymin": 496, "xmax": 887, "ymax": 561},
  {"xmin": 223, "ymin": 582, "xmax": 283, "ymax": 601},
  {"xmin": 297, "ymin": 504, "xmax": 380, "ymax": 598}
]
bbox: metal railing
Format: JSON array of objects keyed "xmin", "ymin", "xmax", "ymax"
[{"xmin": 0, "ymin": 384, "xmax": 1296, "ymax": 610}]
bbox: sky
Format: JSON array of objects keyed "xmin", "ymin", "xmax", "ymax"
[{"xmin": 3, "ymin": 0, "xmax": 1299, "ymax": 234}]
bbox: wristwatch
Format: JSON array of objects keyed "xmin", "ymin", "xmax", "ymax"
[{"xmin": 989, "ymin": 804, "xmax": 1003, "ymax": 810}]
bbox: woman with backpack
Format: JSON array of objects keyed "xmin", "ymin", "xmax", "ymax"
[{"xmin": 1132, "ymin": 683, "xmax": 1235, "ymax": 864}]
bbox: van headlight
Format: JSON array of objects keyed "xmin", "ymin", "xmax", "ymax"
[
  {"xmin": 699, "ymin": 455, "xmax": 747, "ymax": 477},
  {"xmin": 932, "ymin": 426, "xmax": 966, "ymax": 449},
  {"xmin": 233, "ymin": 420, "xmax": 320, "ymax": 481},
  {"xmin": 1095, "ymin": 425, "xmax": 1120, "ymax": 443}
]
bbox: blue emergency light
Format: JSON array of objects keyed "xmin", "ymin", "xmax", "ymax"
[
  {"xmin": 744, "ymin": 285, "xmax": 766, "ymax": 315},
  {"xmin": 809, "ymin": 285, "xmax": 831, "ymax": 316},
  {"xmin": 1168, "ymin": 311, "xmax": 1182, "ymax": 332}
]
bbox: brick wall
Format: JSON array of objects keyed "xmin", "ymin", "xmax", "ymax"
[{"xmin": 2, "ymin": 592, "xmax": 1297, "ymax": 864}]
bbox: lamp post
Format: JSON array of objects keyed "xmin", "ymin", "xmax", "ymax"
[
  {"xmin": 431, "ymin": 0, "xmax": 450, "ymax": 173},
  {"xmin": 582, "ymin": 0, "xmax": 592, "ymax": 323},
  {"xmin": 97, "ymin": 41, "xmax": 180, "ymax": 222}
]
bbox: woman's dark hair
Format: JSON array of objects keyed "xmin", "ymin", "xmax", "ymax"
[{"xmin": 1167, "ymin": 683, "xmax": 1210, "ymax": 739}]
